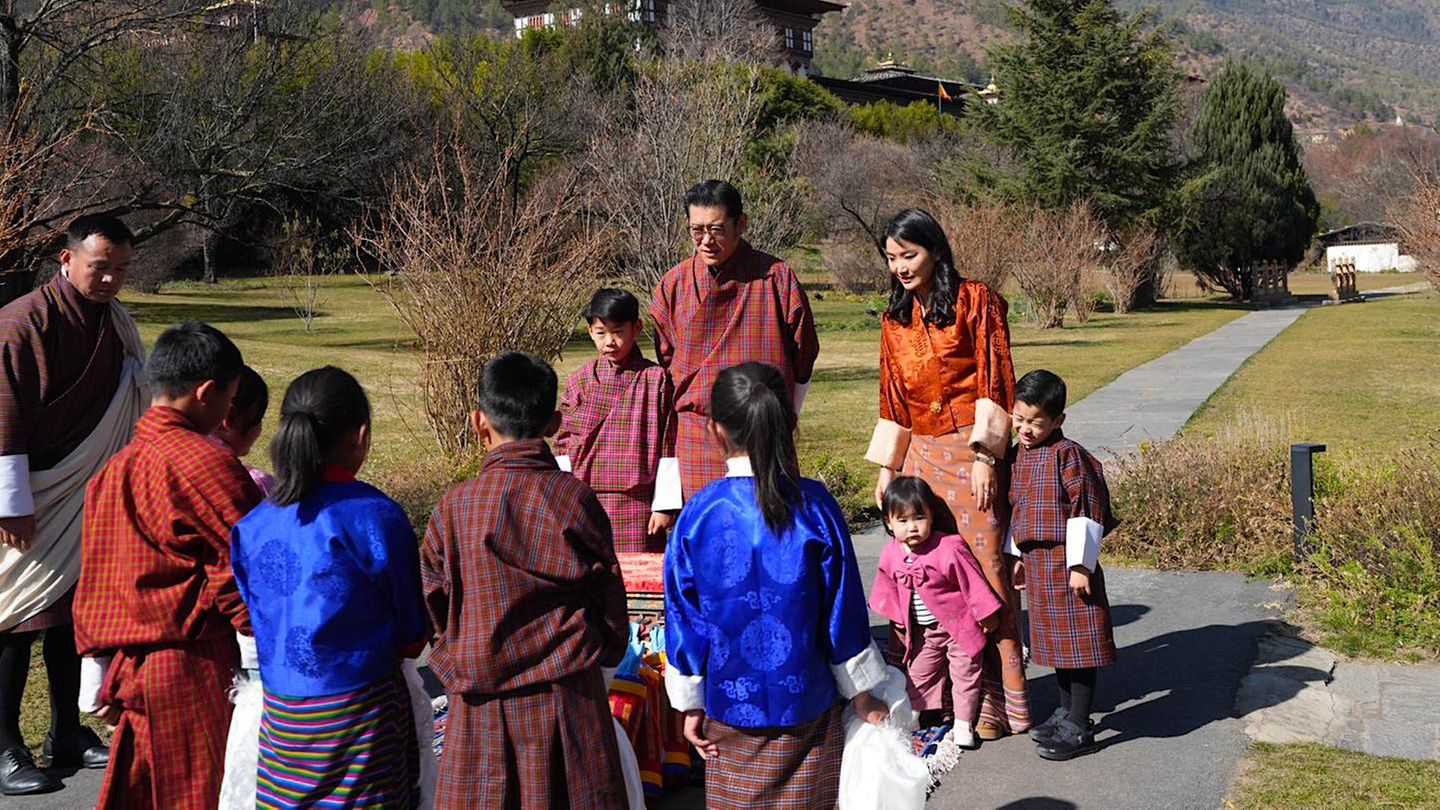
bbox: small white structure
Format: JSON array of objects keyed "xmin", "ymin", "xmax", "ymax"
[{"xmin": 1318, "ymin": 223, "xmax": 1416, "ymax": 273}]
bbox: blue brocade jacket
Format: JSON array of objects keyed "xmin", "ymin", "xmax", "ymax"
[
  {"xmin": 663, "ymin": 458, "xmax": 887, "ymax": 729},
  {"xmin": 231, "ymin": 469, "xmax": 428, "ymax": 698}
]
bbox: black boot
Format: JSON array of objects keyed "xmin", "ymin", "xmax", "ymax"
[
  {"xmin": 1037, "ymin": 717, "xmax": 1098, "ymax": 761},
  {"xmin": 0, "ymin": 745, "xmax": 61, "ymax": 795},
  {"xmin": 44, "ymin": 727, "xmax": 109, "ymax": 769},
  {"xmin": 1028, "ymin": 707, "xmax": 1069, "ymax": 742}
]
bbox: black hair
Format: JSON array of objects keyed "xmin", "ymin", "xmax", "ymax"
[
  {"xmin": 477, "ymin": 351, "xmax": 558, "ymax": 440},
  {"xmin": 710, "ymin": 362, "xmax": 800, "ymax": 534},
  {"xmin": 231, "ymin": 366, "xmax": 270, "ymax": 432},
  {"xmin": 146, "ymin": 320, "xmax": 245, "ymax": 398},
  {"xmin": 66, "ymin": 214, "xmax": 133, "ymax": 249},
  {"xmin": 883, "ymin": 208, "xmax": 963, "ymax": 329},
  {"xmin": 1015, "ymin": 369, "xmax": 1068, "ymax": 419},
  {"xmin": 269, "ymin": 366, "xmax": 370, "ymax": 507},
  {"xmin": 881, "ymin": 475, "xmax": 938, "ymax": 536},
  {"xmin": 684, "ymin": 180, "xmax": 744, "ymax": 221},
  {"xmin": 582, "ymin": 288, "xmax": 640, "ymax": 325}
]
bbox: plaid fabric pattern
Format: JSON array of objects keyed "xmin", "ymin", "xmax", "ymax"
[
  {"xmin": 75, "ymin": 406, "xmax": 261, "ymax": 655},
  {"xmin": 1009, "ymin": 430, "xmax": 1119, "ymax": 545},
  {"xmin": 701, "ymin": 704, "xmax": 843, "ymax": 809},
  {"xmin": 877, "ymin": 280, "xmax": 1015, "ymax": 436},
  {"xmin": 97, "ymin": 635, "xmax": 240, "ymax": 810},
  {"xmin": 555, "ymin": 351, "xmax": 676, "ymax": 551},
  {"xmin": 420, "ymin": 437, "xmax": 629, "ymax": 694},
  {"xmin": 650, "ymin": 242, "xmax": 819, "ymax": 498},
  {"xmin": 1010, "ymin": 431, "xmax": 1118, "ymax": 669},
  {"xmin": 903, "ymin": 432, "xmax": 1031, "ymax": 733},
  {"xmin": 1022, "ymin": 542, "xmax": 1117, "ymax": 668},
  {"xmin": 0, "ymin": 274, "xmax": 124, "ymax": 466},
  {"xmin": 435, "ymin": 668, "xmax": 626, "ymax": 810}
]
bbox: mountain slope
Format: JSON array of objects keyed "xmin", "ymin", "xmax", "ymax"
[{"xmin": 812, "ymin": 0, "xmax": 1440, "ymax": 129}]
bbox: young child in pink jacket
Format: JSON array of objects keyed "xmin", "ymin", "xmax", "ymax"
[{"xmin": 871, "ymin": 475, "xmax": 1002, "ymax": 748}]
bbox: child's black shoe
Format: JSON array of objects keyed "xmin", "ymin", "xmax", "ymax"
[
  {"xmin": 1037, "ymin": 717, "xmax": 1098, "ymax": 761},
  {"xmin": 1028, "ymin": 707, "xmax": 1068, "ymax": 742}
]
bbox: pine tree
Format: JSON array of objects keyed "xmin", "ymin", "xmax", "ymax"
[
  {"xmin": 976, "ymin": 0, "xmax": 1180, "ymax": 230},
  {"xmin": 1173, "ymin": 62, "xmax": 1319, "ymax": 300}
]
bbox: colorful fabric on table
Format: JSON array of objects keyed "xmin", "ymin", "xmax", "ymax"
[
  {"xmin": 650, "ymin": 241, "xmax": 819, "ymax": 497},
  {"xmin": 256, "ymin": 672, "xmax": 418, "ymax": 809},
  {"xmin": 232, "ymin": 469, "xmax": 427, "ymax": 699},
  {"xmin": 610, "ymin": 670, "xmax": 664, "ymax": 801},
  {"xmin": 903, "ymin": 432, "xmax": 1031, "ymax": 734},
  {"xmin": 556, "ymin": 349, "xmax": 677, "ymax": 553},
  {"xmin": 96, "ymin": 635, "xmax": 240, "ymax": 810}
]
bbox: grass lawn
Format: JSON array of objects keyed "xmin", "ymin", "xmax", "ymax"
[
  {"xmin": 1166, "ymin": 270, "xmax": 1424, "ymax": 300},
  {"xmin": 1230, "ymin": 742, "xmax": 1440, "ymax": 809},
  {"xmin": 1185, "ymin": 289, "xmax": 1440, "ymax": 466}
]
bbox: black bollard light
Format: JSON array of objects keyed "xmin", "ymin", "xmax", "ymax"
[{"xmin": 1291, "ymin": 443, "xmax": 1326, "ymax": 562}]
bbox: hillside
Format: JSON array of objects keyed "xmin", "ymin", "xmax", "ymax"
[{"xmin": 812, "ymin": 0, "xmax": 1440, "ymax": 131}]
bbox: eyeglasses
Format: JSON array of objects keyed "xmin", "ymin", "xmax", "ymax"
[{"xmin": 688, "ymin": 223, "xmax": 731, "ymax": 241}]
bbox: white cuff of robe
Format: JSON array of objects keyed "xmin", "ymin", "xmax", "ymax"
[
  {"xmin": 651, "ymin": 457, "xmax": 683, "ymax": 512},
  {"xmin": 1066, "ymin": 516, "xmax": 1104, "ymax": 573},
  {"xmin": 967, "ymin": 398, "xmax": 1012, "ymax": 459},
  {"xmin": 865, "ymin": 419, "xmax": 912, "ymax": 470},
  {"xmin": 830, "ymin": 641, "xmax": 888, "ymax": 699},
  {"xmin": 793, "ymin": 380, "xmax": 811, "ymax": 415},
  {"xmin": 237, "ymin": 633, "xmax": 259, "ymax": 670},
  {"xmin": 664, "ymin": 666, "xmax": 705, "ymax": 713},
  {"xmin": 1002, "ymin": 528, "xmax": 1020, "ymax": 557},
  {"xmin": 555, "ymin": 454, "xmax": 573, "ymax": 474},
  {"xmin": 78, "ymin": 656, "xmax": 112, "ymax": 713},
  {"xmin": 0, "ymin": 454, "xmax": 35, "ymax": 518}
]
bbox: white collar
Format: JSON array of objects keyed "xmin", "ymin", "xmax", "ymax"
[{"xmin": 724, "ymin": 457, "xmax": 753, "ymax": 478}]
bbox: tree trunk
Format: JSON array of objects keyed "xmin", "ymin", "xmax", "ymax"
[
  {"xmin": 202, "ymin": 237, "xmax": 216, "ymax": 284},
  {"xmin": 0, "ymin": 9, "xmax": 19, "ymax": 125}
]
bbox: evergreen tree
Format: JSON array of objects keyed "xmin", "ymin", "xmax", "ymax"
[
  {"xmin": 1173, "ymin": 62, "xmax": 1319, "ymax": 299},
  {"xmin": 976, "ymin": 0, "xmax": 1180, "ymax": 230}
]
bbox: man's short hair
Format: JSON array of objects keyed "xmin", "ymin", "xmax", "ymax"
[
  {"xmin": 582, "ymin": 288, "xmax": 640, "ymax": 325},
  {"xmin": 66, "ymin": 214, "xmax": 134, "ymax": 249},
  {"xmin": 1015, "ymin": 369, "xmax": 1068, "ymax": 419},
  {"xmin": 146, "ymin": 320, "xmax": 245, "ymax": 399},
  {"xmin": 684, "ymin": 180, "xmax": 743, "ymax": 221},
  {"xmin": 477, "ymin": 351, "xmax": 558, "ymax": 439}
]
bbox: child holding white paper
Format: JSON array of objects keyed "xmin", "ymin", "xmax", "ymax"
[{"xmin": 1004, "ymin": 369, "xmax": 1118, "ymax": 762}]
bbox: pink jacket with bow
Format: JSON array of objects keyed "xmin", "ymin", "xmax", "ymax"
[{"xmin": 871, "ymin": 533, "xmax": 1003, "ymax": 658}]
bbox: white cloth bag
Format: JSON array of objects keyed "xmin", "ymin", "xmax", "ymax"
[{"xmin": 837, "ymin": 666, "xmax": 930, "ymax": 810}]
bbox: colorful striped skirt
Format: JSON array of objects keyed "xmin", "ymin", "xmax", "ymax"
[{"xmin": 256, "ymin": 672, "xmax": 418, "ymax": 809}]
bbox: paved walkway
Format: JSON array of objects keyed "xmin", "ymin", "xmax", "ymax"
[{"xmin": 1063, "ymin": 305, "xmax": 1308, "ymax": 461}]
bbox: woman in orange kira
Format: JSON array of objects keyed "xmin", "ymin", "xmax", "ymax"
[{"xmin": 865, "ymin": 207, "xmax": 1031, "ymax": 739}]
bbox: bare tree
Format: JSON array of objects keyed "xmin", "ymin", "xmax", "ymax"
[
  {"xmin": 938, "ymin": 197, "xmax": 1024, "ymax": 292},
  {"xmin": 586, "ymin": 58, "xmax": 804, "ymax": 288},
  {"xmin": 1103, "ymin": 224, "xmax": 1161, "ymax": 314},
  {"xmin": 270, "ymin": 214, "xmax": 343, "ymax": 334},
  {"xmin": 1012, "ymin": 202, "xmax": 1105, "ymax": 328},
  {"xmin": 1392, "ymin": 167, "xmax": 1440, "ymax": 295},
  {"xmin": 355, "ymin": 134, "xmax": 608, "ymax": 457},
  {"xmin": 794, "ymin": 120, "xmax": 925, "ymax": 259},
  {"xmin": 662, "ymin": 0, "xmax": 778, "ymax": 65}
]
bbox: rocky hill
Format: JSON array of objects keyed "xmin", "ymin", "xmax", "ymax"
[{"xmin": 812, "ymin": 0, "xmax": 1440, "ymax": 132}]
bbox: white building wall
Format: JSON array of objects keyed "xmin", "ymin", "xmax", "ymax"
[{"xmin": 1326, "ymin": 242, "xmax": 1408, "ymax": 273}]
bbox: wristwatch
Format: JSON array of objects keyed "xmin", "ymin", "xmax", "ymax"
[{"xmin": 973, "ymin": 452, "xmax": 997, "ymax": 467}]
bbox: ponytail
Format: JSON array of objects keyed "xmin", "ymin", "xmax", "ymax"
[
  {"xmin": 710, "ymin": 363, "xmax": 801, "ymax": 534},
  {"xmin": 268, "ymin": 367, "xmax": 370, "ymax": 507}
]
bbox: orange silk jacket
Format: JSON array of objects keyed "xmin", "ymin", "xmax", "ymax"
[{"xmin": 874, "ymin": 280, "xmax": 1016, "ymax": 458}]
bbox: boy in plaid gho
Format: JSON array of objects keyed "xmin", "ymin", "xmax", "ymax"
[{"xmin": 1004, "ymin": 369, "xmax": 1119, "ymax": 761}]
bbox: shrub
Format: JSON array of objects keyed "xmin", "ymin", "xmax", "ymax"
[
  {"xmin": 1300, "ymin": 444, "xmax": 1440, "ymax": 660},
  {"xmin": 1106, "ymin": 415, "xmax": 1293, "ymax": 572},
  {"xmin": 809, "ymin": 452, "xmax": 877, "ymax": 526},
  {"xmin": 824, "ymin": 238, "xmax": 888, "ymax": 294}
]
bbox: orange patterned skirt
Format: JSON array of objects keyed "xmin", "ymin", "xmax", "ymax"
[{"xmin": 903, "ymin": 431, "xmax": 1031, "ymax": 734}]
